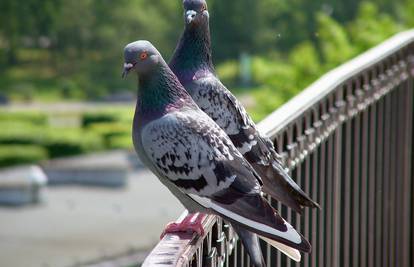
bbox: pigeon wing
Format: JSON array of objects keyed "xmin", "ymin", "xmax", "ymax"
[{"xmin": 141, "ymin": 109, "xmax": 261, "ymax": 197}]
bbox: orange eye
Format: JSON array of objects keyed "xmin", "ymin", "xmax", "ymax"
[{"xmin": 139, "ymin": 52, "xmax": 148, "ymax": 60}]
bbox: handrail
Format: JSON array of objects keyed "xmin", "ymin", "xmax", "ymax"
[{"xmin": 142, "ymin": 29, "xmax": 414, "ymax": 267}]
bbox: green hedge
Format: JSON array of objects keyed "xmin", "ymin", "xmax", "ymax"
[
  {"xmin": 44, "ymin": 129, "xmax": 104, "ymax": 158},
  {"xmin": 0, "ymin": 124, "xmax": 104, "ymax": 158},
  {"xmin": 107, "ymin": 135, "xmax": 132, "ymax": 150},
  {"xmin": 0, "ymin": 111, "xmax": 48, "ymax": 125},
  {"xmin": 81, "ymin": 109, "xmax": 133, "ymax": 127},
  {"xmin": 88, "ymin": 122, "xmax": 130, "ymax": 144},
  {"xmin": 0, "ymin": 123, "xmax": 44, "ymax": 145},
  {"xmin": 0, "ymin": 145, "xmax": 48, "ymax": 167},
  {"xmin": 82, "ymin": 112, "xmax": 119, "ymax": 127},
  {"xmin": 0, "ymin": 109, "xmax": 132, "ymax": 167}
]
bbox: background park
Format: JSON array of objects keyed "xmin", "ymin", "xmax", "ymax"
[
  {"xmin": 0, "ymin": 1, "xmax": 413, "ymax": 266},
  {"xmin": 1, "ymin": 0, "xmax": 414, "ymax": 166}
]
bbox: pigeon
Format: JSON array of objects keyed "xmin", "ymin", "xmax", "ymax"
[
  {"xmin": 122, "ymin": 40, "xmax": 311, "ymax": 266},
  {"xmin": 169, "ymin": 0, "xmax": 319, "ymax": 213}
]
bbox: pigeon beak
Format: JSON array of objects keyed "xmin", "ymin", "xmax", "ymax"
[
  {"xmin": 122, "ymin": 63, "xmax": 135, "ymax": 79},
  {"xmin": 185, "ymin": 10, "xmax": 197, "ymax": 24}
]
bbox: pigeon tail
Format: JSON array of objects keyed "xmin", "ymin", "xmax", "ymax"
[
  {"xmin": 259, "ymin": 236, "xmax": 302, "ymax": 262},
  {"xmin": 253, "ymin": 160, "xmax": 320, "ymax": 213},
  {"xmin": 189, "ymin": 193, "xmax": 311, "ymax": 253},
  {"xmin": 232, "ymin": 223, "xmax": 266, "ymax": 267}
]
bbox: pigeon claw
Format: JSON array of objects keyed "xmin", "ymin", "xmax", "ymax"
[{"xmin": 160, "ymin": 212, "xmax": 206, "ymax": 239}]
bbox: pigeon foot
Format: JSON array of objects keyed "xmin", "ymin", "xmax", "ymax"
[{"xmin": 160, "ymin": 212, "xmax": 206, "ymax": 239}]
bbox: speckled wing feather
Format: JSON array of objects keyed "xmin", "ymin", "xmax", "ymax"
[
  {"xmin": 141, "ymin": 109, "xmax": 261, "ymax": 196},
  {"xmin": 187, "ymin": 75, "xmax": 319, "ymax": 212},
  {"xmin": 140, "ymin": 108, "xmax": 310, "ymax": 252}
]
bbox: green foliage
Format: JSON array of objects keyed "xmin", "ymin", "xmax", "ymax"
[
  {"xmin": 0, "ymin": 145, "xmax": 48, "ymax": 167},
  {"xmin": 0, "ymin": 121, "xmax": 104, "ymax": 158},
  {"xmin": 0, "ymin": 0, "xmax": 412, "ymax": 128},
  {"xmin": 88, "ymin": 122, "xmax": 131, "ymax": 149},
  {"xmin": 316, "ymin": 13, "xmax": 356, "ymax": 68},
  {"xmin": 107, "ymin": 135, "xmax": 133, "ymax": 150},
  {"xmin": 0, "ymin": 122, "xmax": 45, "ymax": 145},
  {"xmin": 245, "ymin": 86, "xmax": 285, "ymax": 122},
  {"xmin": 348, "ymin": 2, "xmax": 403, "ymax": 52},
  {"xmin": 1, "ymin": 0, "xmax": 411, "ymax": 100},
  {"xmin": 217, "ymin": 1, "xmax": 409, "ymax": 121},
  {"xmin": 82, "ymin": 112, "xmax": 120, "ymax": 127},
  {"xmin": 215, "ymin": 60, "xmax": 240, "ymax": 87},
  {"xmin": 0, "ymin": 105, "xmax": 136, "ymax": 166},
  {"xmin": 0, "ymin": 110, "xmax": 133, "ymax": 166},
  {"xmin": 88, "ymin": 122, "xmax": 130, "ymax": 138},
  {"xmin": 401, "ymin": 0, "xmax": 414, "ymax": 27},
  {"xmin": 0, "ymin": 111, "xmax": 48, "ymax": 125},
  {"xmin": 44, "ymin": 129, "xmax": 104, "ymax": 158}
]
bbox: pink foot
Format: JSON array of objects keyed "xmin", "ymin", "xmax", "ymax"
[{"xmin": 160, "ymin": 212, "xmax": 206, "ymax": 239}]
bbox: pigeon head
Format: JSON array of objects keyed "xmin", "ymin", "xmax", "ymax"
[
  {"xmin": 122, "ymin": 40, "xmax": 163, "ymax": 78},
  {"xmin": 183, "ymin": 0, "xmax": 209, "ymax": 26}
]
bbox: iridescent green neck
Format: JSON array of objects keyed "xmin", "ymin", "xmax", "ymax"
[
  {"xmin": 137, "ymin": 64, "xmax": 189, "ymax": 115},
  {"xmin": 170, "ymin": 21, "xmax": 214, "ymax": 83}
]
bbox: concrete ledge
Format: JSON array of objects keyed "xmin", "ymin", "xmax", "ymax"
[
  {"xmin": 0, "ymin": 165, "xmax": 47, "ymax": 206},
  {"xmin": 42, "ymin": 151, "xmax": 131, "ymax": 188}
]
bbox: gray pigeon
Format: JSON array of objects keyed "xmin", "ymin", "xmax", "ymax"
[
  {"xmin": 169, "ymin": 0, "xmax": 319, "ymax": 213},
  {"xmin": 123, "ymin": 40, "xmax": 311, "ymax": 266}
]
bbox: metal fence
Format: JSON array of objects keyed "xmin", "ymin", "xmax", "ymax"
[{"xmin": 142, "ymin": 30, "xmax": 414, "ymax": 267}]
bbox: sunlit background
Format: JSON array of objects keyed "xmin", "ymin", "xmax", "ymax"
[{"xmin": 0, "ymin": 0, "xmax": 413, "ymax": 266}]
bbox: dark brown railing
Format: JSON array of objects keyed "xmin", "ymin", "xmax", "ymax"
[{"xmin": 142, "ymin": 29, "xmax": 414, "ymax": 267}]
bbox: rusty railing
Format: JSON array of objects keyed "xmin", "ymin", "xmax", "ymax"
[{"xmin": 142, "ymin": 29, "xmax": 414, "ymax": 267}]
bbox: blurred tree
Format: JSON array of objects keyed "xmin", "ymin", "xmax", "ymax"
[
  {"xmin": 0, "ymin": 0, "xmax": 411, "ymax": 100},
  {"xmin": 0, "ymin": 0, "xmax": 60, "ymax": 65},
  {"xmin": 209, "ymin": 0, "xmax": 265, "ymax": 61},
  {"xmin": 348, "ymin": 2, "xmax": 403, "ymax": 52},
  {"xmin": 316, "ymin": 12, "xmax": 355, "ymax": 68}
]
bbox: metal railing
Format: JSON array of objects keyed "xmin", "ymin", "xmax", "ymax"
[{"xmin": 142, "ymin": 30, "xmax": 414, "ymax": 267}]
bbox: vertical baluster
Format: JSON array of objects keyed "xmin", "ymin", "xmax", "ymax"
[
  {"xmin": 287, "ymin": 126, "xmax": 295, "ymax": 267},
  {"xmin": 388, "ymin": 88, "xmax": 398, "ymax": 267},
  {"xmin": 318, "ymin": 119, "xmax": 326, "ymax": 267},
  {"xmin": 393, "ymin": 72, "xmax": 402, "ymax": 267},
  {"xmin": 302, "ymin": 113, "xmax": 312, "ymax": 267},
  {"xmin": 276, "ymin": 134, "xmax": 286, "ymax": 267},
  {"xmin": 233, "ymin": 233, "xmax": 237, "ymax": 267},
  {"xmin": 341, "ymin": 82, "xmax": 354, "ymax": 267},
  {"xmin": 358, "ymin": 85, "xmax": 369, "ymax": 267},
  {"xmin": 332, "ymin": 104, "xmax": 343, "ymax": 267},
  {"xmin": 310, "ymin": 110, "xmax": 320, "ymax": 267},
  {"xmin": 400, "ymin": 60, "xmax": 413, "ymax": 267},
  {"xmin": 293, "ymin": 164, "xmax": 301, "ymax": 267},
  {"xmin": 324, "ymin": 116, "xmax": 333, "ymax": 267},
  {"xmin": 239, "ymin": 239, "xmax": 244, "ymax": 267},
  {"xmin": 302, "ymin": 155, "xmax": 310, "ymax": 267},
  {"xmin": 382, "ymin": 85, "xmax": 392, "ymax": 267},
  {"xmin": 294, "ymin": 123, "xmax": 302, "ymax": 267},
  {"xmin": 263, "ymin": 193, "xmax": 272, "ymax": 267},
  {"xmin": 351, "ymin": 84, "xmax": 362, "ymax": 267},
  {"xmin": 374, "ymin": 88, "xmax": 385, "ymax": 267},
  {"xmin": 367, "ymin": 104, "xmax": 376, "ymax": 267}
]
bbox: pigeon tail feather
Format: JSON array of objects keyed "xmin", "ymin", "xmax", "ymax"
[
  {"xmin": 254, "ymin": 160, "xmax": 320, "ymax": 213},
  {"xmin": 259, "ymin": 236, "xmax": 302, "ymax": 262}
]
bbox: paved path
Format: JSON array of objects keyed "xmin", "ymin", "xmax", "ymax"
[{"xmin": 0, "ymin": 169, "xmax": 183, "ymax": 267}]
